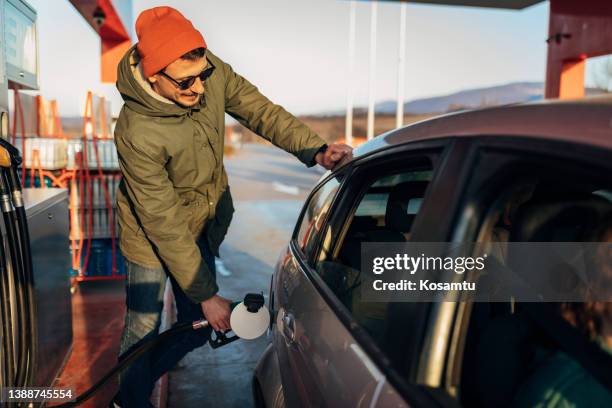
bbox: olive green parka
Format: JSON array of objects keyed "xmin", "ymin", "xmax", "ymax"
[{"xmin": 114, "ymin": 46, "xmax": 326, "ymax": 303}]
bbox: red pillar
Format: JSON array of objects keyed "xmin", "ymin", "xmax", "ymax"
[
  {"xmin": 68, "ymin": 0, "xmax": 132, "ymax": 83},
  {"xmin": 101, "ymin": 38, "xmax": 132, "ymax": 83},
  {"xmin": 545, "ymin": 0, "xmax": 612, "ymax": 99}
]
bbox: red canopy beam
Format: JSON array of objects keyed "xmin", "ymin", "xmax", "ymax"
[{"xmin": 68, "ymin": 0, "xmax": 132, "ymax": 83}]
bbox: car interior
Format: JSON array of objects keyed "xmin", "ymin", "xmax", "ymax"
[
  {"xmin": 315, "ymin": 170, "xmax": 432, "ymax": 377},
  {"xmin": 337, "ymin": 180, "xmax": 429, "ymax": 269},
  {"xmin": 458, "ymin": 180, "xmax": 612, "ymax": 407}
]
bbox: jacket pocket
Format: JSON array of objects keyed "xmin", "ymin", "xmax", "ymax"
[
  {"xmin": 180, "ymin": 191, "xmax": 209, "ymax": 235},
  {"xmin": 205, "ymin": 187, "xmax": 235, "ymax": 257}
]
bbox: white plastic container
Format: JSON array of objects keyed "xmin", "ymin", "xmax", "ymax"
[
  {"xmin": 15, "ymin": 137, "xmax": 68, "ymax": 170},
  {"xmin": 66, "ymin": 139, "xmax": 120, "ymax": 170}
]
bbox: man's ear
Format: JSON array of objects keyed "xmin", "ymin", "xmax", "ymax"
[{"xmin": 147, "ymin": 74, "xmax": 158, "ymax": 84}]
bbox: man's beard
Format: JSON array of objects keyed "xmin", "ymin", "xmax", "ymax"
[{"xmin": 176, "ymin": 93, "xmax": 201, "ymax": 107}]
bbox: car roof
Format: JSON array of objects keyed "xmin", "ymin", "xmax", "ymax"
[{"xmin": 353, "ymin": 94, "xmax": 612, "ymax": 158}]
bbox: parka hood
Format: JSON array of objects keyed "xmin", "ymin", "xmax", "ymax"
[{"xmin": 116, "ymin": 45, "xmax": 200, "ymax": 117}]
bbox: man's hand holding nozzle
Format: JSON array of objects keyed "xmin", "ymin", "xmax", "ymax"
[{"xmin": 201, "ymin": 295, "xmax": 232, "ymax": 331}]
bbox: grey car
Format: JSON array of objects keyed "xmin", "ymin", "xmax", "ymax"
[{"xmin": 253, "ymin": 95, "xmax": 612, "ymax": 408}]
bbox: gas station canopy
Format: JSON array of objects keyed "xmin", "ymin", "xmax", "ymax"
[
  {"xmin": 388, "ymin": 0, "xmax": 544, "ymax": 9},
  {"xmin": 385, "ymin": 0, "xmax": 612, "ymax": 98}
]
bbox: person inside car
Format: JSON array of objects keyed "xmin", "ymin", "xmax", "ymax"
[{"xmin": 512, "ymin": 215, "xmax": 612, "ymax": 407}]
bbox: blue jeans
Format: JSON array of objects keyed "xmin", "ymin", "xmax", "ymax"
[{"xmin": 118, "ymin": 240, "xmax": 216, "ymax": 407}]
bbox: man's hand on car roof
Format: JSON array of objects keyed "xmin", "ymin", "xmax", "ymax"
[{"xmin": 315, "ymin": 143, "xmax": 353, "ymax": 171}]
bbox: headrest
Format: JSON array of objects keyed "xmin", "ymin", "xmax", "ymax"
[
  {"xmin": 510, "ymin": 193, "xmax": 612, "ymax": 243},
  {"xmin": 507, "ymin": 192, "xmax": 612, "ymax": 299},
  {"xmin": 385, "ymin": 181, "xmax": 429, "ymax": 233}
]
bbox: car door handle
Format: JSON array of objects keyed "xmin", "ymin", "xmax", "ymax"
[{"xmin": 281, "ymin": 311, "xmax": 296, "ymax": 343}]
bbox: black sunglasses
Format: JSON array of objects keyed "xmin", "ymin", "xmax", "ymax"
[{"xmin": 159, "ymin": 60, "xmax": 216, "ymax": 90}]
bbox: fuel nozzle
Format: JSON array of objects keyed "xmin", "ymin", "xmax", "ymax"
[
  {"xmin": 0, "ymin": 139, "xmax": 22, "ymax": 168},
  {"xmin": 192, "ymin": 293, "xmax": 269, "ymax": 349},
  {"xmin": 0, "ymin": 140, "xmax": 24, "ymax": 207},
  {"xmin": 230, "ymin": 293, "xmax": 269, "ymax": 341},
  {"xmin": 0, "ymin": 146, "xmax": 11, "ymax": 168}
]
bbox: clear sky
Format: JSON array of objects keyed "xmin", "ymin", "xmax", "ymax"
[{"xmin": 29, "ymin": 0, "xmax": 557, "ymax": 117}]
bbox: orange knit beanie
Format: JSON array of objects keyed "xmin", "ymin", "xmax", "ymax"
[{"xmin": 135, "ymin": 6, "xmax": 207, "ymax": 77}]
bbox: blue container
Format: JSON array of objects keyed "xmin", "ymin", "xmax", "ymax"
[
  {"xmin": 69, "ymin": 239, "xmax": 127, "ymax": 278},
  {"xmin": 82, "ymin": 239, "xmax": 111, "ymax": 276},
  {"xmin": 106, "ymin": 242, "xmax": 127, "ymax": 276},
  {"xmin": 117, "ymin": 247, "xmax": 127, "ymax": 276},
  {"xmin": 23, "ymin": 173, "xmax": 54, "ymax": 188}
]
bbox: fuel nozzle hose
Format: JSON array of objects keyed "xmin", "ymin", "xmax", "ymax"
[
  {"xmin": 0, "ymin": 143, "xmax": 35, "ymax": 389},
  {"xmin": 0, "ymin": 224, "xmax": 15, "ymax": 388},
  {"xmin": 3, "ymin": 158, "xmax": 37, "ymax": 387},
  {"xmin": 52, "ymin": 293, "xmax": 269, "ymax": 407},
  {"xmin": 53, "ymin": 321, "xmax": 195, "ymax": 407}
]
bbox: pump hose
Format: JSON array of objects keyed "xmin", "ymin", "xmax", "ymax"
[
  {"xmin": 0, "ymin": 143, "xmax": 36, "ymax": 388},
  {"xmin": 14, "ymin": 205, "xmax": 36, "ymax": 385},
  {"xmin": 1, "ymin": 202, "xmax": 28, "ymax": 387},
  {"xmin": 2, "ymin": 168, "xmax": 35, "ymax": 388},
  {"xmin": 9, "ymin": 169, "xmax": 37, "ymax": 386},
  {"xmin": 0, "ymin": 242, "xmax": 15, "ymax": 387},
  {"xmin": 52, "ymin": 321, "xmax": 197, "ymax": 407},
  {"xmin": 15, "ymin": 207, "xmax": 38, "ymax": 384}
]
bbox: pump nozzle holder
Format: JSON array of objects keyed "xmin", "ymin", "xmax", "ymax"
[
  {"xmin": 0, "ymin": 147, "xmax": 10, "ymax": 168},
  {"xmin": 0, "ymin": 139, "xmax": 22, "ymax": 166}
]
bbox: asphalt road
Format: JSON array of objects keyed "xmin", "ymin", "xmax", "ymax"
[{"xmin": 168, "ymin": 143, "xmax": 325, "ymax": 407}]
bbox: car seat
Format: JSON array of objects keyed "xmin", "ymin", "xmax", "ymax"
[
  {"xmin": 338, "ymin": 180, "xmax": 429, "ymax": 269},
  {"xmin": 385, "ymin": 180, "xmax": 429, "ymax": 239},
  {"xmin": 324, "ymin": 181, "xmax": 429, "ymax": 347}
]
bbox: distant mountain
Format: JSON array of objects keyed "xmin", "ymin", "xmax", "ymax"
[
  {"xmin": 376, "ymin": 81, "xmax": 544, "ymax": 114},
  {"xmin": 374, "ymin": 82, "xmax": 607, "ymax": 115}
]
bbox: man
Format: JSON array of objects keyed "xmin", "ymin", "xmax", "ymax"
[{"xmin": 113, "ymin": 6, "xmax": 351, "ymax": 407}]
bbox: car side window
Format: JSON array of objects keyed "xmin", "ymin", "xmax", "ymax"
[
  {"xmin": 314, "ymin": 161, "xmax": 434, "ymax": 371},
  {"xmin": 295, "ymin": 176, "xmax": 341, "ymax": 261},
  {"xmin": 451, "ymin": 150, "xmax": 612, "ymax": 408}
]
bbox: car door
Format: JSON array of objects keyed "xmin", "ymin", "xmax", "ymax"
[
  {"xmin": 273, "ymin": 170, "xmax": 357, "ymax": 408},
  {"xmin": 430, "ymin": 136, "xmax": 612, "ymax": 407},
  {"xmin": 273, "ymin": 139, "xmax": 468, "ymax": 407}
]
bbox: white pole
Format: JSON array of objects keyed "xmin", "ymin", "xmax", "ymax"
[
  {"xmin": 345, "ymin": 1, "xmax": 356, "ymax": 146},
  {"xmin": 367, "ymin": 1, "xmax": 377, "ymax": 141},
  {"xmin": 396, "ymin": 2, "xmax": 407, "ymax": 129}
]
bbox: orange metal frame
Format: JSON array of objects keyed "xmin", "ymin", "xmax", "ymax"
[{"xmin": 72, "ymin": 91, "xmax": 119, "ymax": 280}]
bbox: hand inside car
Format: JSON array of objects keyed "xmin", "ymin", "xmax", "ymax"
[
  {"xmin": 200, "ymin": 295, "xmax": 232, "ymax": 332},
  {"xmin": 315, "ymin": 143, "xmax": 353, "ymax": 170}
]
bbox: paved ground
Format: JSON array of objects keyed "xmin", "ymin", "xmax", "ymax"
[
  {"xmin": 167, "ymin": 143, "xmax": 324, "ymax": 407},
  {"xmin": 56, "ymin": 280, "xmax": 125, "ymax": 408}
]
